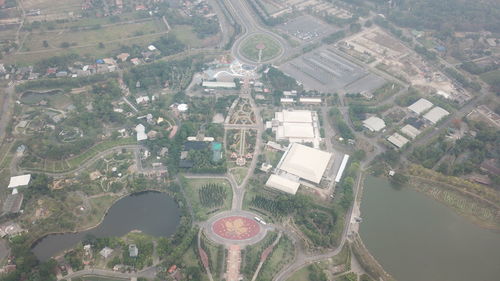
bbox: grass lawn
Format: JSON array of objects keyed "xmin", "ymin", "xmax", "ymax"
[
  {"xmin": 21, "ymin": 20, "xmax": 161, "ymax": 53},
  {"xmin": 182, "ymin": 178, "xmax": 233, "ymax": 221},
  {"xmin": 287, "ymin": 266, "xmax": 311, "ymax": 281},
  {"xmin": 241, "ymin": 231, "xmax": 277, "ymax": 278},
  {"xmin": 81, "ymin": 194, "xmax": 120, "ymax": 230},
  {"xmin": 258, "ymin": 235, "xmax": 295, "ymax": 280},
  {"xmin": 230, "ymin": 167, "xmax": 248, "ymax": 185},
  {"xmin": 170, "ymin": 25, "xmax": 206, "ymax": 47},
  {"xmin": 6, "ymin": 17, "xmax": 167, "ymax": 65},
  {"xmin": 240, "ymin": 34, "xmax": 282, "ymax": 62},
  {"xmin": 72, "ymin": 276, "xmax": 128, "ymax": 281},
  {"xmin": 181, "ymin": 244, "xmax": 211, "ymax": 281},
  {"xmin": 265, "ymin": 150, "xmax": 283, "ymax": 166},
  {"xmin": 480, "ymin": 69, "xmax": 500, "ymax": 87}
]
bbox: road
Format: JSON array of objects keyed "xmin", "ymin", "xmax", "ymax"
[
  {"xmin": 0, "ymin": 83, "xmax": 15, "ymax": 144},
  {"xmin": 220, "ymin": 0, "xmax": 289, "ymax": 64},
  {"xmin": 273, "ymin": 170, "xmax": 366, "ymax": 281},
  {"xmin": 17, "ymin": 144, "xmax": 143, "ymax": 177}
]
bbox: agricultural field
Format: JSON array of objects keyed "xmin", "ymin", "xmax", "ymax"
[
  {"xmin": 182, "ymin": 178, "xmax": 233, "ymax": 221},
  {"xmin": 240, "ymin": 33, "xmax": 282, "ymax": 62}
]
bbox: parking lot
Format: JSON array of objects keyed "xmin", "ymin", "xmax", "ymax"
[
  {"xmin": 280, "ymin": 46, "xmax": 385, "ymax": 93},
  {"xmin": 277, "ymin": 15, "xmax": 335, "ymax": 42}
]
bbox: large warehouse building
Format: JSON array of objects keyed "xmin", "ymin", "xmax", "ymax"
[
  {"xmin": 265, "ymin": 143, "xmax": 332, "ymax": 194},
  {"xmin": 269, "ymin": 110, "xmax": 321, "ymax": 148}
]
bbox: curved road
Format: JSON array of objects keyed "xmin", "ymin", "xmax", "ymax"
[
  {"xmin": 17, "ymin": 144, "xmax": 144, "ymax": 178},
  {"xmin": 221, "ymin": 0, "xmax": 289, "ymax": 65}
]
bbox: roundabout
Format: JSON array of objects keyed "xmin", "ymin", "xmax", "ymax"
[
  {"xmin": 238, "ymin": 33, "xmax": 284, "ymax": 64},
  {"xmin": 204, "ymin": 211, "xmax": 270, "ymax": 246},
  {"xmin": 212, "ymin": 216, "xmax": 260, "ymax": 240}
]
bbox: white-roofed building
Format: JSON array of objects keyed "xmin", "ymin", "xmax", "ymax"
[
  {"xmin": 280, "ymin": 98, "xmax": 295, "ymax": 103},
  {"xmin": 100, "ymin": 247, "xmax": 113, "ymax": 259},
  {"xmin": 362, "ymin": 116, "xmax": 386, "ymax": 132},
  {"xmin": 400, "ymin": 124, "xmax": 421, "ymax": 139},
  {"xmin": 387, "ymin": 133, "xmax": 409, "ymax": 148},
  {"xmin": 423, "ymin": 107, "xmax": 449, "ymax": 124},
  {"xmin": 276, "ymin": 143, "xmax": 332, "ymax": 184},
  {"xmin": 408, "ymin": 98, "xmax": 433, "ymax": 115},
  {"xmin": 8, "ymin": 175, "xmax": 31, "ymax": 188},
  {"xmin": 299, "ymin": 97, "xmax": 322, "ymax": 104},
  {"xmin": 436, "ymin": 90, "xmax": 451, "ymax": 99},
  {"xmin": 265, "ymin": 174, "xmax": 301, "ymax": 195},
  {"xmin": 271, "ymin": 110, "xmax": 321, "ymax": 148},
  {"xmin": 202, "ymin": 81, "xmax": 236, "ymax": 88},
  {"xmin": 135, "ymin": 124, "xmax": 147, "ymax": 141},
  {"xmin": 136, "ymin": 96, "xmax": 150, "ymax": 104}
]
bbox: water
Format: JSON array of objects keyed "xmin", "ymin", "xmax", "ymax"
[
  {"xmin": 359, "ymin": 176, "xmax": 500, "ymax": 281},
  {"xmin": 21, "ymin": 90, "xmax": 63, "ymax": 104},
  {"xmin": 32, "ymin": 191, "xmax": 181, "ymax": 261}
]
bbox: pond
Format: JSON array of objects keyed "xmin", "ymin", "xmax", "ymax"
[
  {"xmin": 21, "ymin": 90, "xmax": 64, "ymax": 105},
  {"xmin": 32, "ymin": 191, "xmax": 181, "ymax": 261},
  {"xmin": 359, "ymin": 176, "xmax": 500, "ymax": 281}
]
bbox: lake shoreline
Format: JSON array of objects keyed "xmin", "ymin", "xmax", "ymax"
[
  {"xmin": 31, "ymin": 190, "xmax": 180, "ymax": 260},
  {"xmin": 406, "ymin": 176, "xmax": 500, "ymax": 231}
]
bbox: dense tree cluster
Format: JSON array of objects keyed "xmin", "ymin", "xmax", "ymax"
[
  {"xmin": 199, "ymin": 184, "xmax": 227, "ymax": 208},
  {"xmin": 369, "ymin": 0, "xmax": 500, "ymax": 32}
]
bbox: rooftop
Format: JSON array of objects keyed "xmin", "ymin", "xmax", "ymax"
[
  {"xmin": 277, "ymin": 143, "xmax": 332, "ymax": 184},
  {"xmin": 408, "ymin": 98, "xmax": 433, "ymax": 115},
  {"xmin": 400, "ymin": 124, "xmax": 421, "ymax": 139},
  {"xmin": 362, "ymin": 116, "xmax": 386, "ymax": 132},
  {"xmin": 423, "ymin": 106, "xmax": 449, "ymax": 124},
  {"xmin": 265, "ymin": 174, "xmax": 301, "ymax": 195},
  {"xmin": 8, "ymin": 174, "xmax": 31, "ymax": 188},
  {"xmin": 275, "ymin": 110, "xmax": 313, "ymax": 123},
  {"xmin": 387, "ymin": 133, "xmax": 409, "ymax": 148}
]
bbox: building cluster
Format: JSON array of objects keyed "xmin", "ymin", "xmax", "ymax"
[
  {"xmin": 362, "ymin": 98, "xmax": 452, "ymax": 149},
  {"xmin": 265, "ymin": 143, "xmax": 333, "ymax": 195},
  {"xmin": 180, "ymin": 0, "xmax": 218, "ymax": 19},
  {"xmin": 267, "ymin": 110, "xmax": 321, "ymax": 148}
]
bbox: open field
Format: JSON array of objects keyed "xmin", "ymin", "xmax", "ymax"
[
  {"xmin": 240, "ymin": 33, "xmax": 282, "ymax": 62},
  {"xmin": 20, "ymin": 20, "xmax": 161, "ymax": 53},
  {"xmin": 182, "ymin": 178, "xmax": 233, "ymax": 221}
]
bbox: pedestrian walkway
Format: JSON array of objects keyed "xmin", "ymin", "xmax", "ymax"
[{"xmin": 225, "ymin": 244, "xmax": 241, "ymax": 281}]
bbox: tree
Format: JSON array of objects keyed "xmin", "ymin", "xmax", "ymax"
[
  {"xmin": 43, "ymin": 40, "xmax": 49, "ymax": 48},
  {"xmin": 350, "ymin": 23, "xmax": 362, "ymax": 33},
  {"xmin": 60, "ymin": 42, "xmax": 70, "ymax": 48},
  {"xmin": 390, "ymin": 173, "xmax": 409, "ymax": 187},
  {"xmin": 98, "ymin": 42, "xmax": 105, "ymax": 48},
  {"xmin": 364, "ymin": 20, "xmax": 373, "ymax": 27}
]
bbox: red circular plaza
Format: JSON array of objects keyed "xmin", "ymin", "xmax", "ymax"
[{"xmin": 212, "ymin": 216, "xmax": 260, "ymax": 240}]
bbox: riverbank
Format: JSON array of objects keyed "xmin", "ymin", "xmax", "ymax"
[
  {"xmin": 405, "ymin": 165, "xmax": 500, "ymax": 230},
  {"xmin": 349, "ymin": 234, "xmax": 395, "ymax": 281}
]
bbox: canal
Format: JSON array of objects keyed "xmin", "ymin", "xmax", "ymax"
[
  {"xmin": 32, "ymin": 191, "xmax": 181, "ymax": 261},
  {"xmin": 359, "ymin": 176, "xmax": 500, "ymax": 281}
]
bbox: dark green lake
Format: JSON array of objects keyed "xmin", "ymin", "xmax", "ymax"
[
  {"xmin": 359, "ymin": 176, "xmax": 500, "ymax": 281},
  {"xmin": 32, "ymin": 191, "xmax": 181, "ymax": 261}
]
